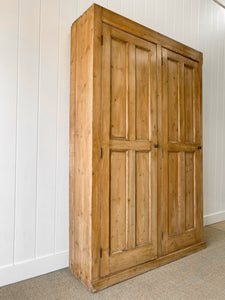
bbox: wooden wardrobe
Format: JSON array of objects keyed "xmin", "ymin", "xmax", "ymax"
[{"xmin": 69, "ymin": 4, "xmax": 206, "ymax": 292}]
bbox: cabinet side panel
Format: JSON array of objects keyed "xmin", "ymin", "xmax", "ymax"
[
  {"xmin": 92, "ymin": 4, "xmax": 102, "ymax": 282},
  {"xmin": 69, "ymin": 8, "xmax": 94, "ymax": 288}
]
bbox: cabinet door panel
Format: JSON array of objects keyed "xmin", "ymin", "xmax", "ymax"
[
  {"xmin": 185, "ymin": 152, "xmax": 195, "ymax": 231},
  {"xmin": 135, "ymin": 47, "xmax": 151, "ymax": 140},
  {"xmin": 136, "ymin": 151, "xmax": 151, "ymax": 246},
  {"xmin": 162, "ymin": 48, "xmax": 203, "ymax": 255},
  {"xmin": 168, "ymin": 152, "xmax": 179, "ymax": 236},
  {"xmin": 110, "ymin": 38, "xmax": 128, "ymax": 139},
  {"xmin": 110, "ymin": 151, "xmax": 127, "ymax": 253},
  {"xmin": 184, "ymin": 65, "xmax": 195, "ymax": 143},
  {"xmin": 167, "ymin": 59, "xmax": 179, "ymax": 143},
  {"xmin": 101, "ymin": 24, "xmax": 157, "ymax": 276}
]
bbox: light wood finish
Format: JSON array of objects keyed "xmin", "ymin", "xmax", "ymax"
[
  {"xmin": 91, "ymin": 4, "xmax": 102, "ymax": 282},
  {"xmin": 69, "ymin": 6, "xmax": 94, "ymax": 289},
  {"xmin": 69, "ymin": 3, "xmax": 204, "ymax": 292},
  {"xmin": 162, "ymin": 48, "xmax": 203, "ymax": 255},
  {"xmin": 92, "ymin": 242, "xmax": 206, "ymax": 292},
  {"xmin": 100, "ymin": 23, "xmax": 158, "ymax": 277}
]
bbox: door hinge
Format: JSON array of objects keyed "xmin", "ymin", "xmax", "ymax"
[
  {"xmin": 161, "ymin": 57, "xmax": 163, "ymax": 66},
  {"xmin": 100, "ymin": 247, "xmax": 102, "ymax": 258},
  {"xmin": 161, "ymin": 232, "xmax": 163, "ymax": 240},
  {"xmin": 101, "ymin": 35, "xmax": 103, "ymax": 45},
  {"xmin": 100, "ymin": 147, "xmax": 103, "ymax": 158}
]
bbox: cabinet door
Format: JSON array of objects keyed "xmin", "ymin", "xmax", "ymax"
[
  {"xmin": 100, "ymin": 24, "xmax": 158, "ymax": 276},
  {"xmin": 162, "ymin": 48, "xmax": 203, "ymax": 255}
]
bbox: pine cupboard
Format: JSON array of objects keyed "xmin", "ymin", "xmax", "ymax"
[{"xmin": 69, "ymin": 4, "xmax": 206, "ymax": 292}]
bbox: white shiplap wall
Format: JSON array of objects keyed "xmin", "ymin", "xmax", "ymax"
[{"xmin": 0, "ymin": 0, "xmax": 225, "ymax": 286}]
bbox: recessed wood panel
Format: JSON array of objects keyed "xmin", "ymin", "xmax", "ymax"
[
  {"xmin": 136, "ymin": 151, "xmax": 151, "ymax": 246},
  {"xmin": 185, "ymin": 152, "xmax": 195, "ymax": 230},
  {"xmin": 110, "ymin": 151, "xmax": 127, "ymax": 253},
  {"xmin": 167, "ymin": 59, "xmax": 179, "ymax": 142},
  {"xmin": 135, "ymin": 47, "xmax": 150, "ymax": 140},
  {"xmin": 168, "ymin": 152, "xmax": 179, "ymax": 236},
  {"xmin": 184, "ymin": 65, "xmax": 194, "ymax": 143},
  {"xmin": 110, "ymin": 38, "xmax": 127, "ymax": 139}
]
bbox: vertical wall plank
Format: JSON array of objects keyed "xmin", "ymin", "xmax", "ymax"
[
  {"xmin": 108, "ymin": 0, "xmax": 121, "ymax": 14},
  {"xmin": 133, "ymin": 0, "xmax": 146, "ymax": 26},
  {"xmin": 214, "ymin": 5, "xmax": 224, "ymax": 212},
  {"xmin": 173, "ymin": 0, "xmax": 185, "ymax": 43},
  {"xmin": 165, "ymin": 0, "xmax": 177, "ymax": 39},
  {"xmin": 154, "ymin": 0, "xmax": 167, "ymax": 35},
  {"xmin": 221, "ymin": 9, "xmax": 225, "ymax": 212},
  {"xmin": 36, "ymin": 0, "xmax": 60, "ymax": 257},
  {"xmin": 200, "ymin": 0, "xmax": 210, "ymax": 214},
  {"xmin": 144, "ymin": 0, "xmax": 157, "ymax": 31},
  {"xmin": 121, "ymin": 0, "xmax": 134, "ymax": 19},
  {"xmin": 95, "ymin": 0, "xmax": 109, "ymax": 9},
  {"xmin": 182, "ymin": 0, "xmax": 193, "ymax": 47},
  {"xmin": 14, "ymin": 0, "xmax": 41, "ymax": 263},
  {"xmin": 207, "ymin": 2, "xmax": 217, "ymax": 213},
  {"xmin": 0, "ymin": 0, "xmax": 19, "ymax": 267},
  {"xmin": 54, "ymin": 0, "xmax": 76, "ymax": 253},
  {"xmin": 77, "ymin": 0, "xmax": 92, "ymax": 16}
]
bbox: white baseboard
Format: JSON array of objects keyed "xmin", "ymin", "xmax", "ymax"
[
  {"xmin": 204, "ymin": 210, "xmax": 225, "ymax": 226},
  {"xmin": 1, "ymin": 211, "xmax": 225, "ymax": 288},
  {"xmin": 0, "ymin": 251, "xmax": 68, "ymax": 287}
]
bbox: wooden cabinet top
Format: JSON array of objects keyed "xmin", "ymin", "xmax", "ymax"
[{"xmin": 72, "ymin": 3, "xmax": 203, "ymax": 64}]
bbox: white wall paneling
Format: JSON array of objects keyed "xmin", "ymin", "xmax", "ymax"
[
  {"xmin": 0, "ymin": 0, "xmax": 19, "ymax": 268},
  {"xmin": 0, "ymin": 0, "xmax": 225, "ymax": 286},
  {"xmin": 14, "ymin": 0, "xmax": 40, "ymax": 264}
]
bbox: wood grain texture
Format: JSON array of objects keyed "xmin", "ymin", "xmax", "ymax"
[
  {"xmin": 110, "ymin": 151, "xmax": 127, "ymax": 253},
  {"xmin": 168, "ymin": 152, "xmax": 179, "ymax": 236},
  {"xmin": 184, "ymin": 65, "xmax": 194, "ymax": 143},
  {"xmin": 156, "ymin": 44, "xmax": 163, "ymax": 258},
  {"xmin": 135, "ymin": 47, "xmax": 150, "ymax": 140},
  {"xmin": 69, "ymin": 3, "xmax": 204, "ymax": 291},
  {"xmin": 185, "ymin": 152, "xmax": 195, "ymax": 230},
  {"xmin": 110, "ymin": 38, "xmax": 127, "ymax": 139},
  {"xmin": 101, "ymin": 5, "xmax": 203, "ymax": 63},
  {"xmin": 69, "ymin": 5, "xmax": 94, "ymax": 288},
  {"xmin": 136, "ymin": 152, "xmax": 151, "ymax": 246},
  {"xmin": 91, "ymin": 3, "xmax": 102, "ymax": 282},
  {"xmin": 167, "ymin": 59, "xmax": 179, "ymax": 142},
  {"xmin": 100, "ymin": 22, "xmax": 157, "ymax": 277},
  {"xmin": 162, "ymin": 47, "xmax": 203, "ymax": 255},
  {"xmin": 92, "ymin": 241, "xmax": 206, "ymax": 292}
]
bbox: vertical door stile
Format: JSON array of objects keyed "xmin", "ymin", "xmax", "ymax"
[
  {"xmin": 156, "ymin": 44, "xmax": 163, "ymax": 257},
  {"xmin": 150, "ymin": 43, "xmax": 157, "ymax": 250},
  {"xmin": 127, "ymin": 42, "xmax": 136, "ymax": 250},
  {"xmin": 100, "ymin": 24, "xmax": 110, "ymax": 277},
  {"xmin": 179, "ymin": 61, "xmax": 185, "ymax": 235},
  {"xmin": 162, "ymin": 48, "xmax": 168, "ymax": 253}
]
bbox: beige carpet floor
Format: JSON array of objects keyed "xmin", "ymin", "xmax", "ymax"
[{"xmin": 1, "ymin": 221, "xmax": 225, "ymax": 300}]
